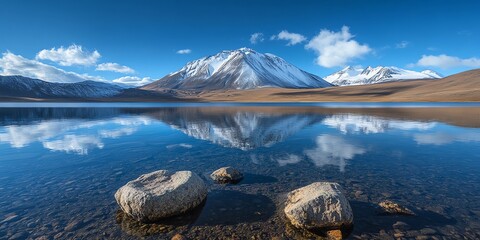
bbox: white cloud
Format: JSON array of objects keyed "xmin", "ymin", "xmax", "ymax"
[
  {"xmin": 176, "ymin": 49, "xmax": 192, "ymax": 54},
  {"xmin": 43, "ymin": 135, "xmax": 104, "ymax": 155},
  {"xmin": 250, "ymin": 32, "xmax": 264, "ymax": 44},
  {"xmin": 0, "ymin": 52, "xmax": 105, "ymax": 83},
  {"xmin": 0, "ymin": 52, "xmax": 153, "ymax": 86},
  {"xmin": 271, "ymin": 30, "xmax": 306, "ymax": 46},
  {"xmin": 112, "ymin": 76, "xmax": 153, "ymax": 87},
  {"xmin": 96, "ymin": 62, "xmax": 134, "ymax": 74},
  {"xmin": 305, "ymin": 26, "xmax": 371, "ymax": 68},
  {"xmin": 396, "ymin": 41, "xmax": 409, "ymax": 49},
  {"xmin": 414, "ymin": 54, "xmax": 480, "ymax": 69},
  {"xmin": 304, "ymin": 134, "xmax": 366, "ymax": 172},
  {"xmin": 36, "ymin": 44, "xmax": 100, "ymax": 66}
]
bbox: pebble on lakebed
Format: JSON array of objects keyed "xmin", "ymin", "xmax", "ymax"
[
  {"xmin": 378, "ymin": 200, "xmax": 415, "ymax": 215},
  {"xmin": 115, "ymin": 170, "xmax": 207, "ymax": 222},
  {"xmin": 284, "ymin": 182, "xmax": 353, "ymax": 232},
  {"xmin": 210, "ymin": 167, "xmax": 243, "ymax": 184}
]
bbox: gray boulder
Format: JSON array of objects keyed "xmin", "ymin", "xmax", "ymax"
[
  {"xmin": 284, "ymin": 182, "xmax": 353, "ymax": 230},
  {"xmin": 115, "ymin": 170, "xmax": 207, "ymax": 222},
  {"xmin": 210, "ymin": 167, "xmax": 243, "ymax": 183}
]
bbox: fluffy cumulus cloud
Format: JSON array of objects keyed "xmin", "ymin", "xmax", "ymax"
[
  {"xmin": 176, "ymin": 49, "xmax": 192, "ymax": 54},
  {"xmin": 0, "ymin": 52, "xmax": 105, "ymax": 83},
  {"xmin": 112, "ymin": 76, "xmax": 153, "ymax": 87},
  {"xmin": 0, "ymin": 51, "xmax": 152, "ymax": 86},
  {"xmin": 305, "ymin": 26, "xmax": 371, "ymax": 68},
  {"xmin": 96, "ymin": 62, "xmax": 134, "ymax": 74},
  {"xmin": 36, "ymin": 44, "xmax": 100, "ymax": 66},
  {"xmin": 414, "ymin": 54, "xmax": 480, "ymax": 69},
  {"xmin": 271, "ymin": 30, "xmax": 306, "ymax": 46},
  {"xmin": 250, "ymin": 32, "xmax": 264, "ymax": 44}
]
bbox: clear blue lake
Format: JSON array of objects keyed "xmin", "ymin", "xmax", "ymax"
[{"xmin": 0, "ymin": 103, "xmax": 479, "ymax": 239}]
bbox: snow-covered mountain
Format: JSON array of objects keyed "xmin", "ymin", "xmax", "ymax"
[
  {"xmin": 145, "ymin": 108, "xmax": 324, "ymax": 150},
  {"xmin": 324, "ymin": 66, "xmax": 442, "ymax": 86},
  {"xmin": 143, "ymin": 48, "xmax": 331, "ymax": 90},
  {"xmin": 0, "ymin": 75, "xmax": 124, "ymax": 98}
]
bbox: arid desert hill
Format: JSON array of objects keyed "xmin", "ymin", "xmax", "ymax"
[{"xmin": 191, "ymin": 69, "xmax": 480, "ymax": 102}]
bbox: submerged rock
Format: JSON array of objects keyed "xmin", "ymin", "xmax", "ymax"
[
  {"xmin": 378, "ymin": 200, "xmax": 415, "ymax": 216},
  {"xmin": 210, "ymin": 167, "xmax": 243, "ymax": 184},
  {"xmin": 115, "ymin": 170, "xmax": 207, "ymax": 222},
  {"xmin": 326, "ymin": 229, "xmax": 343, "ymax": 240},
  {"xmin": 284, "ymin": 182, "xmax": 353, "ymax": 230},
  {"xmin": 171, "ymin": 233, "xmax": 187, "ymax": 240},
  {"xmin": 392, "ymin": 221, "xmax": 410, "ymax": 231}
]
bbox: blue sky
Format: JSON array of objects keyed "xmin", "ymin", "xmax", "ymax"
[{"xmin": 1, "ymin": 0, "xmax": 479, "ymax": 85}]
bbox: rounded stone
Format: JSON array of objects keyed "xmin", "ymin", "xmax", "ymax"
[
  {"xmin": 284, "ymin": 182, "xmax": 353, "ymax": 230},
  {"xmin": 115, "ymin": 170, "xmax": 207, "ymax": 222},
  {"xmin": 210, "ymin": 167, "xmax": 243, "ymax": 183}
]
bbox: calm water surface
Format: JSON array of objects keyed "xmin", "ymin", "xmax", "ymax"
[{"xmin": 0, "ymin": 103, "xmax": 479, "ymax": 239}]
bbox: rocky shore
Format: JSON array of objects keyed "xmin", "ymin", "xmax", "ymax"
[
  {"xmin": 2, "ymin": 154, "xmax": 475, "ymax": 240},
  {"xmin": 115, "ymin": 168, "xmax": 357, "ymax": 239}
]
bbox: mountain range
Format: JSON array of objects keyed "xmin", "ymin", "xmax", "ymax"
[
  {"xmin": 324, "ymin": 66, "xmax": 442, "ymax": 86},
  {"xmin": 0, "ymin": 75, "xmax": 125, "ymax": 98},
  {"xmin": 142, "ymin": 48, "xmax": 331, "ymax": 91},
  {"xmin": 0, "ymin": 47, "xmax": 479, "ymax": 102}
]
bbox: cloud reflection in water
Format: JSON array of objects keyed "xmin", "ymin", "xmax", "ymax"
[
  {"xmin": 322, "ymin": 114, "xmax": 436, "ymax": 134},
  {"xmin": 304, "ymin": 134, "xmax": 366, "ymax": 172},
  {"xmin": 0, "ymin": 116, "xmax": 151, "ymax": 155}
]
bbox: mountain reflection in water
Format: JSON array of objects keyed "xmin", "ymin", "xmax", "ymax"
[
  {"xmin": 0, "ymin": 106, "xmax": 479, "ymax": 173},
  {"xmin": 1, "ymin": 107, "xmax": 479, "ymax": 155}
]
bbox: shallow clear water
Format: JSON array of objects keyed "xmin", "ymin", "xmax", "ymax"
[{"xmin": 0, "ymin": 104, "xmax": 479, "ymax": 239}]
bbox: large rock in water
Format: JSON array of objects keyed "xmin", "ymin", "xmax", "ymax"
[
  {"xmin": 115, "ymin": 170, "xmax": 207, "ymax": 222},
  {"xmin": 284, "ymin": 182, "xmax": 353, "ymax": 230},
  {"xmin": 210, "ymin": 167, "xmax": 243, "ymax": 184}
]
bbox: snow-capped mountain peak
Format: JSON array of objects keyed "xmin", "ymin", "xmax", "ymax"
[
  {"xmin": 421, "ymin": 70, "xmax": 443, "ymax": 78},
  {"xmin": 324, "ymin": 66, "xmax": 442, "ymax": 86},
  {"xmin": 324, "ymin": 66, "xmax": 363, "ymax": 83},
  {"xmin": 143, "ymin": 48, "xmax": 331, "ymax": 90}
]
